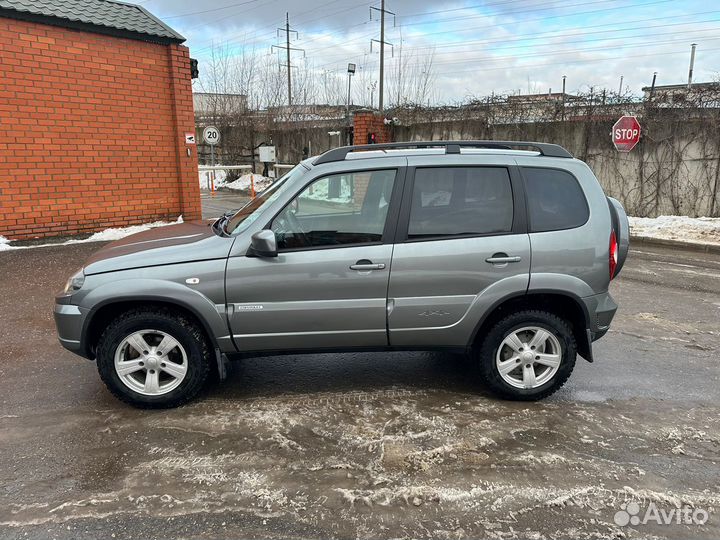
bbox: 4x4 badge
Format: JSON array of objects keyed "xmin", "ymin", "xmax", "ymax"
[{"xmin": 418, "ymin": 309, "xmax": 450, "ymax": 317}]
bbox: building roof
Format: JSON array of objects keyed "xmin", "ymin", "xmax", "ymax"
[
  {"xmin": 641, "ymin": 82, "xmax": 719, "ymax": 92},
  {"xmin": 0, "ymin": 0, "xmax": 184, "ymax": 44}
]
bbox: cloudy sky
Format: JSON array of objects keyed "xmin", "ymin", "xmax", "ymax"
[{"xmin": 131, "ymin": 0, "xmax": 718, "ymax": 105}]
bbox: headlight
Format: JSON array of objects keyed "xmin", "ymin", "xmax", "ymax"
[{"xmin": 64, "ymin": 270, "xmax": 85, "ymax": 293}]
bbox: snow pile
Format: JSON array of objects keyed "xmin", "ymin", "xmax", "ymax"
[
  {"xmin": 629, "ymin": 215, "xmax": 720, "ymax": 245},
  {"xmin": 199, "ymin": 169, "xmax": 228, "ymax": 190},
  {"xmin": 65, "ymin": 216, "xmax": 184, "ymax": 243},
  {"xmin": 301, "ymin": 177, "xmax": 352, "ymax": 203},
  {"xmin": 199, "ymin": 169, "xmax": 272, "ymax": 193},
  {"xmin": 0, "ymin": 216, "xmax": 183, "ymax": 251},
  {"xmin": 222, "ymin": 173, "xmax": 273, "ymax": 193}
]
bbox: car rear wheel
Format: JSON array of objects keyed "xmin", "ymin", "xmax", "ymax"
[
  {"xmin": 477, "ymin": 310, "xmax": 576, "ymax": 401},
  {"xmin": 96, "ymin": 308, "xmax": 212, "ymax": 408}
]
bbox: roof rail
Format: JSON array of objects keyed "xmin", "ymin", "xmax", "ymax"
[{"xmin": 313, "ymin": 140, "xmax": 573, "ymax": 165}]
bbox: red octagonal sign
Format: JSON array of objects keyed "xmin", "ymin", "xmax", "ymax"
[{"xmin": 612, "ymin": 115, "xmax": 641, "ymax": 152}]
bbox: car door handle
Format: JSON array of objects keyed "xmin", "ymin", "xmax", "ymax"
[
  {"xmin": 485, "ymin": 255, "xmax": 522, "ymax": 264},
  {"xmin": 350, "ymin": 260, "xmax": 386, "ymax": 271}
]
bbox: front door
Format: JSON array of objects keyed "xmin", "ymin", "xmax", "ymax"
[
  {"xmin": 387, "ymin": 163, "xmax": 531, "ymax": 348},
  {"xmin": 226, "ymin": 168, "xmax": 402, "ymax": 352}
]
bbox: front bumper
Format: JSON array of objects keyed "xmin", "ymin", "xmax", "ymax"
[
  {"xmin": 53, "ymin": 301, "xmax": 89, "ymax": 355},
  {"xmin": 581, "ymin": 291, "xmax": 618, "ymax": 341}
]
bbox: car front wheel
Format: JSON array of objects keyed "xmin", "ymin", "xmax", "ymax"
[
  {"xmin": 96, "ymin": 308, "xmax": 212, "ymax": 408},
  {"xmin": 477, "ymin": 310, "xmax": 576, "ymax": 401}
]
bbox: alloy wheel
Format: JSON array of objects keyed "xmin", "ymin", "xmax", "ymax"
[
  {"xmin": 114, "ymin": 329, "xmax": 188, "ymax": 396},
  {"xmin": 495, "ymin": 326, "xmax": 562, "ymax": 389}
]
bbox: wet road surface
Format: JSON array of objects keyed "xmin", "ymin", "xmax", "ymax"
[{"xmin": 0, "ymin": 241, "xmax": 719, "ymax": 539}]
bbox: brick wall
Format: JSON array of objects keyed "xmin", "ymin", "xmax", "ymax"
[
  {"xmin": 0, "ymin": 18, "xmax": 200, "ymax": 240},
  {"xmin": 351, "ymin": 111, "xmax": 392, "ymax": 204},
  {"xmin": 353, "ymin": 111, "xmax": 391, "ymax": 147}
]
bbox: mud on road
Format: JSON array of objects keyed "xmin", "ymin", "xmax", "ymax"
[{"xmin": 1, "ymin": 242, "xmax": 719, "ymax": 540}]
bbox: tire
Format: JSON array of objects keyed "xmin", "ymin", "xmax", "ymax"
[
  {"xmin": 96, "ymin": 307, "xmax": 212, "ymax": 408},
  {"xmin": 476, "ymin": 310, "xmax": 576, "ymax": 401}
]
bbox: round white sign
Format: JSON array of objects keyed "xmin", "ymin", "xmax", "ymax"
[{"xmin": 203, "ymin": 126, "xmax": 220, "ymax": 145}]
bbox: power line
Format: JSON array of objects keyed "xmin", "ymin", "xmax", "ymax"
[
  {"xmin": 314, "ymin": 21, "xmax": 720, "ymax": 67},
  {"xmin": 309, "ymin": 8, "xmax": 717, "ymax": 69},
  {"xmin": 163, "ymin": 0, "xmax": 267, "ymax": 19},
  {"xmin": 186, "ymin": 0, "xmax": 625, "ymax": 57},
  {"xmin": 424, "ymin": 46, "xmax": 720, "ymax": 78},
  {"xmin": 188, "ymin": 0, "xmax": 375, "ymax": 53},
  {"xmin": 373, "ymin": 35, "xmax": 720, "ymax": 72},
  {"xmin": 315, "ymin": 11, "xmax": 720, "ymax": 60}
]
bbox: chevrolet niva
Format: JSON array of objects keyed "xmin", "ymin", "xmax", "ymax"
[{"xmin": 55, "ymin": 141, "xmax": 629, "ymax": 408}]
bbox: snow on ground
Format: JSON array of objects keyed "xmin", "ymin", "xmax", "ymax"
[
  {"xmin": 629, "ymin": 215, "xmax": 720, "ymax": 246},
  {"xmin": 199, "ymin": 170, "xmax": 272, "ymax": 193},
  {"xmin": 0, "ymin": 216, "xmax": 183, "ymax": 252},
  {"xmin": 222, "ymin": 173, "xmax": 273, "ymax": 193}
]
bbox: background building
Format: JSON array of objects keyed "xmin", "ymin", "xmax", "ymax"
[{"xmin": 0, "ymin": 0, "xmax": 200, "ymax": 240}]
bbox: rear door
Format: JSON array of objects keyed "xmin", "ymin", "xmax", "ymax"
[{"xmin": 387, "ymin": 157, "xmax": 531, "ymax": 348}]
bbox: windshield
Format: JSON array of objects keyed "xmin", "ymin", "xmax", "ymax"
[{"xmin": 223, "ymin": 164, "xmax": 306, "ymax": 235}]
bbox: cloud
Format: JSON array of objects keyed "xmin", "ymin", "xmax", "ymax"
[{"xmin": 133, "ymin": 0, "xmax": 719, "ymax": 103}]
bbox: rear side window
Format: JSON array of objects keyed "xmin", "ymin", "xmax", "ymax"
[
  {"xmin": 523, "ymin": 167, "xmax": 589, "ymax": 232},
  {"xmin": 408, "ymin": 167, "xmax": 513, "ymax": 239}
]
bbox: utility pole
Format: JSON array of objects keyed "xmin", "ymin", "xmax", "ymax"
[
  {"xmin": 272, "ymin": 13, "xmax": 303, "ymax": 107},
  {"xmin": 285, "ymin": 14, "xmax": 291, "ymax": 104},
  {"xmin": 346, "ymin": 63, "xmax": 356, "ymax": 119},
  {"xmin": 370, "ymin": 2, "xmax": 395, "ymax": 114},
  {"xmin": 618, "ymin": 75, "xmax": 623, "ymax": 96},
  {"xmin": 649, "ymin": 71, "xmax": 657, "ymax": 102},
  {"xmin": 688, "ymin": 43, "xmax": 697, "ymax": 88},
  {"xmin": 379, "ymin": 0, "xmax": 385, "ymax": 113},
  {"xmin": 396, "ymin": 25, "xmax": 403, "ymax": 106}
]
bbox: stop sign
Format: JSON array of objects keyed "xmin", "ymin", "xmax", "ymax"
[{"xmin": 612, "ymin": 116, "xmax": 641, "ymax": 152}]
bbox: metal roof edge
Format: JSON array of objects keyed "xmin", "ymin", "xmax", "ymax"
[{"xmin": 0, "ymin": 5, "xmax": 184, "ymax": 45}]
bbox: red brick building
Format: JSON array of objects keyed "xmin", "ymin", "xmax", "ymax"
[{"xmin": 0, "ymin": 0, "xmax": 200, "ymax": 240}]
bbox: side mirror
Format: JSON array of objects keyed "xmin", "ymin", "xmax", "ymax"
[{"xmin": 247, "ymin": 230, "xmax": 278, "ymax": 258}]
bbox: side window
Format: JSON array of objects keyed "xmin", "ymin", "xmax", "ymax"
[
  {"xmin": 523, "ymin": 167, "xmax": 589, "ymax": 232},
  {"xmin": 407, "ymin": 167, "xmax": 513, "ymax": 239},
  {"xmin": 271, "ymin": 169, "xmax": 396, "ymax": 250}
]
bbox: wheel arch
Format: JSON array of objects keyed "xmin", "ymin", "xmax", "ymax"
[
  {"xmin": 81, "ymin": 297, "xmax": 221, "ymax": 360},
  {"xmin": 467, "ymin": 290, "xmax": 593, "ymax": 362}
]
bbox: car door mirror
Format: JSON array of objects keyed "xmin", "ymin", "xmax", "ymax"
[{"xmin": 247, "ymin": 230, "xmax": 278, "ymax": 258}]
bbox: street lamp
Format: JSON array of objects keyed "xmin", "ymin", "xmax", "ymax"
[{"xmin": 346, "ymin": 63, "xmax": 356, "ymax": 118}]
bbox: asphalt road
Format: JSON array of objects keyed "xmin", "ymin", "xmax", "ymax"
[
  {"xmin": 201, "ymin": 191, "xmax": 250, "ymax": 218},
  {"xmin": 0, "ymin": 239, "xmax": 719, "ymax": 540}
]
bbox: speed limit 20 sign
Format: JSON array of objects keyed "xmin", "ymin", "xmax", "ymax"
[{"xmin": 203, "ymin": 126, "xmax": 220, "ymax": 145}]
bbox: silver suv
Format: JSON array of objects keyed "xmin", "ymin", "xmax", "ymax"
[{"xmin": 54, "ymin": 141, "xmax": 629, "ymax": 408}]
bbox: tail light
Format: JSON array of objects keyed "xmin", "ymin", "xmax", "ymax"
[{"xmin": 609, "ymin": 230, "xmax": 618, "ymax": 280}]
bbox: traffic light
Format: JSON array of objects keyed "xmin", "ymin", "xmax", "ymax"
[
  {"xmin": 190, "ymin": 58, "xmax": 199, "ymax": 79},
  {"xmin": 367, "ymin": 132, "xmax": 377, "ymax": 144}
]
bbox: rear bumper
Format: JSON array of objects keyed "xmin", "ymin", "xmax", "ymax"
[
  {"xmin": 581, "ymin": 291, "xmax": 618, "ymax": 341},
  {"xmin": 53, "ymin": 302, "xmax": 90, "ymax": 356}
]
